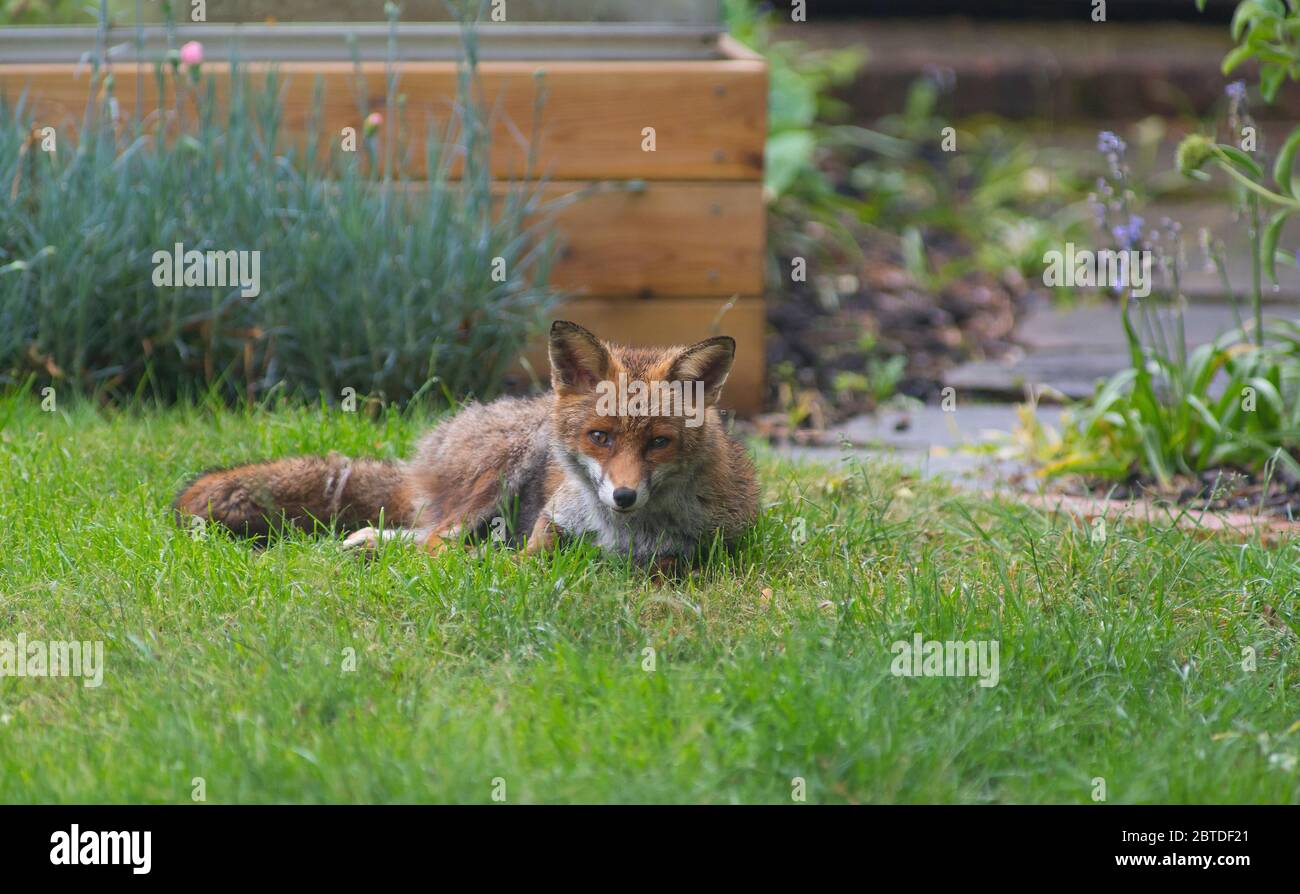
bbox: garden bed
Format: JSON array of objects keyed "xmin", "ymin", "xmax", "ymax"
[
  {"xmin": 0, "ymin": 21, "xmax": 769, "ymax": 412},
  {"xmin": 766, "ymin": 234, "xmax": 1030, "ymax": 420},
  {"xmin": 1057, "ymin": 469, "xmax": 1300, "ymax": 523}
]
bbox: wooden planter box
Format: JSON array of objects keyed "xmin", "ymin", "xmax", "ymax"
[{"xmin": 0, "ymin": 23, "xmax": 769, "ymax": 413}]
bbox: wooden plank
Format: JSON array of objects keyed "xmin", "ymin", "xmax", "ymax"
[
  {"xmin": 530, "ymin": 181, "xmax": 764, "ymax": 297},
  {"xmin": 521, "ymin": 296, "xmax": 766, "ymax": 417},
  {"xmin": 0, "ymin": 58, "xmax": 767, "ymax": 181}
]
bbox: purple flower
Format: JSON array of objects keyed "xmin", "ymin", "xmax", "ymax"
[
  {"xmin": 1226, "ymin": 81, "xmax": 1247, "ymax": 101},
  {"xmin": 1112, "ymin": 214, "xmax": 1144, "ymax": 249},
  {"xmin": 1097, "ymin": 131, "xmax": 1127, "ymax": 155},
  {"xmin": 1089, "ymin": 193, "xmax": 1106, "ymax": 228}
]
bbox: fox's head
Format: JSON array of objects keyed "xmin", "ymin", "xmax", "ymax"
[{"xmin": 548, "ymin": 320, "xmax": 735, "ymax": 515}]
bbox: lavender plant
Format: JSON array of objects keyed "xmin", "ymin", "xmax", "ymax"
[{"xmin": 0, "ymin": 2, "xmax": 559, "ymax": 407}]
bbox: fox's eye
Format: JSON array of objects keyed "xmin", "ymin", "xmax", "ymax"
[
  {"xmin": 649, "ymin": 436, "xmax": 672, "ymax": 450},
  {"xmin": 589, "ymin": 430, "xmax": 611, "ymax": 448}
]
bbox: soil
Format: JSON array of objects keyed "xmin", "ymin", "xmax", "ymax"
[
  {"xmin": 1058, "ymin": 468, "xmax": 1300, "ymax": 521},
  {"xmin": 762, "ymin": 230, "xmax": 1033, "ymax": 423}
]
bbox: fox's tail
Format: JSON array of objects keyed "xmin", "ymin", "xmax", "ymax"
[{"xmin": 172, "ymin": 453, "xmax": 413, "ymax": 538}]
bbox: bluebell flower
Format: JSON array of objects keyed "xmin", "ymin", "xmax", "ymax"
[
  {"xmin": 1226, "ymin": 81, "xmax": 1247, "ymax": 101},
  {"xmin": 1089, "ymin": 194, "xmax": 1106, "ymax": 228},
  {"xmin": 1097, "ymin": 131, "xmax": 1126, "ymax": 155},
  {"xmin": 1112, "ymin": 215, "xmax": 1144, "ymax": 248}
]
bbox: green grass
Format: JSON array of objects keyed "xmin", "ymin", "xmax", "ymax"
[{"xmin": 1, "ymin": 394, "xmax": 1298, "ymax": 804}]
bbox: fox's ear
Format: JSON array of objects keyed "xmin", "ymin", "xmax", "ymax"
[
  {"xmin": 670, "ymin": 335, "xmax": 735, "ymax": 404},
  {"xmin": 549, "ymin": 320, "xmax": 611, "ymax": 393}
]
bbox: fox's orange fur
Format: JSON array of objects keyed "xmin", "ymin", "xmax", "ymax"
[{"xmin": 173, "ymin": 321, "xmax": 759, "ymax": 565}]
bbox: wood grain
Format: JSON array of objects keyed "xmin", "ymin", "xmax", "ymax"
[
  {"xmin": 523, "ymin": 181, "xmax": 764, "ymax": 297},
  {"xmin": 0, "ymin": 58, "xmax": 767, "ymax": 181}
]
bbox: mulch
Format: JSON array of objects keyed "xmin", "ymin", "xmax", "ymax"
[
  {"xmin": 764, "ymin": 233, "xmax": 1032, "ymax": 422},
  {"xmin": 1058, "ymin": 467, "xmax": 1300, "ymax": 522}
]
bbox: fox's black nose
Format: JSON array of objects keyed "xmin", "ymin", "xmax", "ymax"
[{"xmin": 612, "ymin": 487, "xmax": 638, "ymax": 509}]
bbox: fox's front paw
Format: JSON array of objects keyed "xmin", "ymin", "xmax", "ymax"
[
  {"xmin": 344, "ymin": 526, "xmax": 431, "ymax": 554},
  {"xmin": 342, "ymin": 526, "xmax": 382, "ymax": 551}
]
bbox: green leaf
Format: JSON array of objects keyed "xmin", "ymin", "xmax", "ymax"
[
  {"xmin": 1221, "ymin": 43, "xmax": 1256, "ymax": 75},
  {"xmin": 1187, "ymin": 343, "xmax": 1228, "ymax": 398},
  {"xmin": 1252, "ymin": 48, "xmax": 1297, "ymax": 66},
  {"xmin": 1232, "ymin": 2, "xmax": 1275, "ymax": 42},
  {"xmin": 763, "ymin": 130, "xmax": 815, "ymax": 200},
  {"xmin": 1247, "ymin": 20, "xmax": 1282, "ymax": 47},
  {"xmin": 1262, "ymin": 209, "xmax": 1291, "ymax": 285},
  {"xmin": 1261, "ymin": 62, "xmax": 1286, "ymax": 103},
  {"xmin": 1273, "ymin": 124, "xmax": 1300, "ymax": 195},
  {"xmin": 766, "ymin": 60, "xmax": 818, "ymax": 132},
  {"xmin": 1185, "ymin": 394, "xmax": 1224, "ymax": 436},
  {"xmin": 901, "ymin": 226, "xmax": 929, "ymax": 283},
  {"xmin": 1246, "ymin": 375, "xmax": 1286, "ymax": 414},
  {"xmin": 1231, "ymin": 3, "xmax": 1255, "ymax": 40},
  {"xmin": 1216, "ymin": 144, "xmax": 1265, "ymax": 179}
]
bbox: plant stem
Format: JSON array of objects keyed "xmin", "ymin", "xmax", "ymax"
[
  {"xmin": 1249, "ymin": 192, "xmax": 1264, "ymax": 346},
  {"xmin": 1212, "ymin": 153, "xmax": 1300, "ymax": 209}
]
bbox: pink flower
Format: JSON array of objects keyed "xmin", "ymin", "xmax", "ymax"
[
  {"xmin": 364, "ymin": 111, "xmax": 383, "ymax": 137},
  {"xmin": 179, "ymin": 41, "xmax": 204, "ymax": 67}
]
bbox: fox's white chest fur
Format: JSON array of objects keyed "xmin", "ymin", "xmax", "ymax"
[{"xmin": 548, "ymin": 451, "xmax": 713, "ymax": 562}]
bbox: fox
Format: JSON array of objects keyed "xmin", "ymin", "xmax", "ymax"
[{"xmin": 172, "ymin": 321, "xmax": 760, "ymax": 568}]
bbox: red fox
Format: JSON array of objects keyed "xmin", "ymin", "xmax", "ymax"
[{"xmin": 173, "ymin": 321, "xmax": 759, "ymax": 566}]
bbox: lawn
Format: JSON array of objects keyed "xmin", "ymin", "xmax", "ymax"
[{"xmin": 0, "ymin": 393, "xmax": 1297, "ymax": 804}]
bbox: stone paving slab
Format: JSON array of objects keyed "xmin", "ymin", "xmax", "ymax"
[
  {"xmin": 944, "ymin": 301, "xmax": 1294, "ymax": 401},
  {"xmin": 770, "ymin": 403, "xmax": 1038, "ymax": 490},
  {"xmin": 829, "ymin": 403, "xmax": 1032, "ymax": 450}
]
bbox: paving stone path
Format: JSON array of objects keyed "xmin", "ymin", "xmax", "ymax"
[
  {"xmin": 942, "ymin": 300, "xmax": 1254, "ymax": 401},
  {"xmin": 799, "ymin": 298, "xmax": 1296, "ymax": 490}
]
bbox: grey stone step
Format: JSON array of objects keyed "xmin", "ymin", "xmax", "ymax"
[{"xmin": 944, "ymin": 301, "xmax": 1296, "ymax": 401}]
